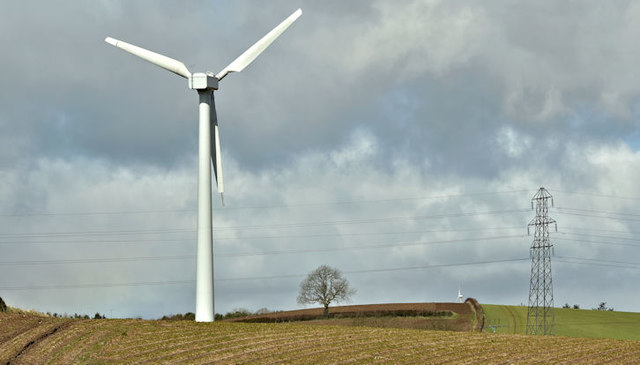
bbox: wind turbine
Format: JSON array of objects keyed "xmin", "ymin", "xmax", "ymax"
[{"xmin": 105, "ymin": 9, "xmax": 302, "ymax": 322}]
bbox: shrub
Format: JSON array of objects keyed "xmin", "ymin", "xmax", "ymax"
[
  {"xmin": 161, "ymin": 312, "xmax": 197, "ymax": 321},
  {"xmin": 223, "ymin": 308, "xmax": 253, "ymax": 319}
]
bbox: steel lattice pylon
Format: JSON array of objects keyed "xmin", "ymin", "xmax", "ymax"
[{"xmin": 526, "ymin": 187, "xmax": 557, "ymax": 335}]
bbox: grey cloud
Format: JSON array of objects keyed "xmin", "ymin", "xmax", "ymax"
[{"xmin": 2, "ymin": 1, "xmax": 640, "ymax": 318}]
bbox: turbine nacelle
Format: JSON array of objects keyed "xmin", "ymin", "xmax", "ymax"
[{"xmin": 189, "ymin": 73, "xmax": 219, "ymax": 90}]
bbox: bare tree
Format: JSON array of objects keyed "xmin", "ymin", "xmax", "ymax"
[{"xmin": 297, "ymin": 265, "xmax": 356, "ymax": 318}]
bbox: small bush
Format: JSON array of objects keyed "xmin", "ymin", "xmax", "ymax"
[
  {"xmin": 223, "ymin": 308, "xmax": 253, "ymax": 319},
  {"xmin": 161, "ymin": 312, "xmax": 197, "ymax": 321}
]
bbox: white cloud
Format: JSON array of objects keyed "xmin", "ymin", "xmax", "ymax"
[
  {"xmin": 329, "ymin": 129, "xmax": 377, "ymax": 167},
  {"xmin": 495, "ymin": 125, "xmax": 532, "ymax": 158},
  {"xmin": 349, "ymin": 0, "xmax": 488, "ymax": 79}
]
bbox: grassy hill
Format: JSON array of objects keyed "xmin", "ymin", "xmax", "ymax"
[
  {"xmin": 482, "ymin": 304, "xmax": 640, "ymax": 340},
  {"xmin": 2, "ymin": 311, "xmax": 639, "ymax": 364}
]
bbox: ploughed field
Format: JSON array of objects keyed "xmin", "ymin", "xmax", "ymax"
[
  {"xmin": 2, "ymin": 310, "xmax": 640, "ymax": 364},
  {"xmin": 227, "ymin": 301, "xmax": 483, "ymax": 332}
]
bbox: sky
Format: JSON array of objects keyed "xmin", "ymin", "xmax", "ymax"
[{"xmin": 1, "ymin": 0, "xmax": 640, "ymax": 319}]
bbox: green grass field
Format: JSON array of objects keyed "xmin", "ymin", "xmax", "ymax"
[{"xmin": 482, "ymin": 304, "xmax": 640, "ymax": 340}]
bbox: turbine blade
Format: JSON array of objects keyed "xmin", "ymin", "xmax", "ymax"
[
  {"xmin": 210, "ymin": 94, "xmax": 224, "ymax": 205},
  {"xmin": 215, "ymin": 8, "xmax": 302, "ymax": 80},
  {"xmin": 212, "ymin": 123, "xmax": 224, "ymax": 201},
  {"xmin": 105, "ymin": 37, "xmax": 191, "ymax": 79}
]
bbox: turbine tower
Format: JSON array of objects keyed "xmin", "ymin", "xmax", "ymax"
[{"xmin": 105, "ymin": 9, "xmax": 302, "ymax": 322}]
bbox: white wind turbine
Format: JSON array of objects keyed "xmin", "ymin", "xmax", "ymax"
[{"xmin": 105, "ymin": 9, "xmax": 302, "ymax": 322}]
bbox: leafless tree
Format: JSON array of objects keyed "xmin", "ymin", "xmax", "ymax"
[{"xmin": 297, "ymin": 265, "xmax": 356, "ymax": 318}]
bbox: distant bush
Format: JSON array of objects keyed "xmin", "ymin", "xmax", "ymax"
[
  {"xmin": 161, "ymin": 312, "xmax": 196, "ymax": 321},
  {"xmin": 594, "ymin": 302, "xmax": 614, "ymax": 312},
  {"xmin": 0, "ymin": 296, "xmax": 6, "ymax": 313},
  {"xmin": 223, "ymin": 308, "xmax": 253, "ymax": 319},
  {"xmin": 238, "ymin": 310, "xmax": 454, "ymax": 323},
  {"xmin": 162, "ymin": 308, "xmax": 273, "ymax": 321}
]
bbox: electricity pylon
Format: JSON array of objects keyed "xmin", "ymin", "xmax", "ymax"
[{"xmin": 526, "ymin": 187, "xmax": 556, "ymax": 335}]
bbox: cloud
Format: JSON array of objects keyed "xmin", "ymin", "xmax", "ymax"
[
  {"xmin": 1, "ymin": 1, "xmax": 640, "ymax": 318},
  {"xmin": 3, "ymin": 129, "xmax": 639, "ymax": 317}
]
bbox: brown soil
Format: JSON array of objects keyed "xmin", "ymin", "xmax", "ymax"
[
  {"xmin": 0, "ymin": 313, "xmax": 72, "ymax": 364},
  {"xmin": 2, "ymin": 309, "xmax": 640, "ymax": 364}
]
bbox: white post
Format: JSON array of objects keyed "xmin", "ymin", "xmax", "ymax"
[{"xmin": 195, "ymin": 90, "xmax": 214, "ymax": 322}]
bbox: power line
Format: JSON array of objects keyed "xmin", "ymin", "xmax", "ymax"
[
  {"xmin": 556, "ymin": 207, "xmax": 640, "ymax": 219},
  {"xmin": 212, "ymin": 208, "xmax": 530, "ymax": 231},
  {"xmin": 10, "ymin": 235, "xmax": 640, "ymax": 266},
  {"xmin": 0, "ymin": 234, "xmax": 525, "ymax": 265},
  {"xmin": 562, "ymin": 226, "xmax": 640, "ymax": 236},
  {"xmin": 215, "ymin": 226, "xmax": 524, "ymax": 242},
  {"xmin": 0, "ymin": 226, "xmax": 524, "ymax": 246},
  {"xmin": 3, "ymin": 254, "xmax": 636, "ymax": 291},
  {"xmin": 218, "ymin": 258, "xmax": 531, "ymax": 281},
  {"xmin": 0, "ymin": 208, "xmax": 529, "ymax": 238},
  {"xmin": 218, "ymin": 189, "xmax": 530, "ymax": 210},
  {"xmin": 556, "ymin": 258, "xmax": 640, "ymax": 270},
  {"xmin": 215, "ymin": 234, "xmax": 525, "ymax": 257},
  {"xmin": 0, "ymin": 255, "xmax": 193, "ymax": 266},
  {"xmin": 0, "ymin": 209, "xmax": 195, "ymax": 218},
  {"xmin": 8, "ymin": 224, "xmax": 639, "ymax": 249},
  {"xmin": 548, "ymin": 189, "xmax": 640, "ymax": 202},
  {"xmin": 0, "ymin": 189, "xmax": 530, "ymax": 217},
  {"xmin": 555, "ymin": 236, "xmax": 640, "ymax": 248},
  {"xmin": 0, "ymin": 280, "xmax": 195, "ymax": 291},
  {"xmin": 557, "ymin": 231, "xmax": 640, "ymax": 243},
  {"xmin": 555, "ymin": 256, "xmax": 640, "ymax": 268},
  {"xmin": 0, "ymin": 237, "xmax": 193, "ymax": 246},
  {"xmin": 0, "ymin": 257, "xmax": 529, "ymax": 290},
  {"xmin": 554, "ymin": 210, "xmax": 640, "ymax": 222},
  {"xmin": 343, "ymin": 258, "xmax": 528, "ymax": 275},
  {"xmin": 0, "ymin": 228, "xmax": 194, "ymax": 239}
]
